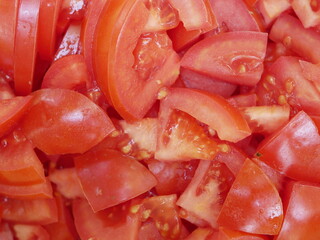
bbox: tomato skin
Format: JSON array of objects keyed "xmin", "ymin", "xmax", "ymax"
[
  {"xmin": 218, "ymin": 159, "xmax": 283, "ymax": 235},
  {"xmin": 75, "ymin": 149, "xmax": 157, "ymax": 212},
  {"xmin": 14, "ymin": 0, "xmax": 41, "ymax": 95},
  {"xmin": 159, "ymin": 88, "xmax": 251, "ymax": 143},
  {"xmin": 21, "ymin": 88, "xmax": 114, "ymax": 155},
  {"xmin": 257, "ymin": 111, "xmax": 320, "ymax": 183},
  {"xmin": 276, "ymin": 182, "xmax": 320, "ymax": 240},
  {"xmin": 181, "ymin": 31, "xmax": 268, "ymax": 86},
  {"xmin": 270, "ymin": 14, "xmax": 320, "ymax": 64}
]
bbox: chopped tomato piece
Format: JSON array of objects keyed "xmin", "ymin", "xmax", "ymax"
[
  {"xmin": 218, "ymin": 159, "xmax": 283, "ymax": 235},
  {"xmin": 0, "ymin": 223, "xmax": 14, "ymax": 240},
  {"xmin": 2, "ymin": 197, "xmax": 58, "ymax": 225},
  {"xmin": 291, "ymin": 0, "xmax": 320, "ymax": 28},
  {"xmin": 209, "ymin": 0, "xmax": 260, "ymax": 32},
  {"xmin": 0, "ymin": 76, "xmax": 15, "ymax": 100},
  {"xmin": 156, "ymin": 110, "xmax": 219, "ymax": 161},
  {"xmin": 73, "ymin": 198, "xmax": 141, "ymax": 240},
  {"xmin": 74, "ymin": 149, "xmax": 157, "ymax": 212},
  {"xmin": 270, "ymin": 14, "xmax": 320, "ymax": 64},
  {"xmin": 185, "ymin": 227, "xmax": 217, "ymax": 240},
  {"xmin": 227, "ymin": 93, "xmax": 257, "ymax": 108},
  {"xmin": 181, "ymin": 31, "xmax": 268, "ymax": 86},
  {"xmin": 13, "ymin": 224, "xmax": 50, "ymax": 240},
  {"xmin": 218, "ymin": 227, "xmax": 270, "ymax": 240},
  {"xmin": 42, "ymin": 55, "xmax": 89, "ymax": 90},
  {"xmin": 177, "ymin": 160, "xmax": 235, "ymax": 228},
  {"xmin": 159, "ymin": 88, "xmax": 251, "ymax": 142},
  {"xmin": 257, "ymin": 111, "xmax": 320, "ymax": 183},
  {"xmin": 21, "ymin": 88, "xmax": 114, "ymax": 154},
  {"xmin": 256, "ymin": 0, "xmax": 291, "ymax": 25}
]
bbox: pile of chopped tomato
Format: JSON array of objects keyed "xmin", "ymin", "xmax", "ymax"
[{"xmin": 1, "ymin": 0, "xmax": 320, "ymax": 239}]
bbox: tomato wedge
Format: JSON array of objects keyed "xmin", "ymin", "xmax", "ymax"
[
  {"xmin": 21, "ymin": 88, "xmax": 114, "ymax": 154},
  {"xmin": 158, "ymin": 88, "xmax": 251, "ymax": 143},
  {"xmin": 181, "ymin": 31, "xmax": 268, "ymax": 86},
  {"xmin": 218, "ymin": 159, "xmax": 283, "ymax": 235},
  {"xmin": 14, "ymin": 0, "xmax": 41, "ymax": 95}
]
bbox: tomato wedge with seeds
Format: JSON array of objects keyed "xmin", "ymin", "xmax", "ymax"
[
  {"xmin": 181, "ymin": 31, "xmax": 268, "ymax": 86},
  {"xmin": 21, "ymin": 88, "xmax": 114, "ymax": 155}
]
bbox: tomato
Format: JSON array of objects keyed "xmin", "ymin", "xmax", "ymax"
[
  {"xmin": 168, "ymin": 0, "xmax": 217, "ymax": 31},
  {"xmin": 49, "ymin": 168, "xmax": 84, "ymax": 199},
  {"xmin": 276, "ymin": 181, "xmax": 320, "ymax": 240},
  {"xmin": 256, "ymin": 0, "xmax": 291, "ymax": 26},
  {"xmin": 0, "ymin": 0, "xmax": 19, "ymax": 75},
  {"xmin": 0, "ymin": 223, "xmax": 14, "ymax": 240},
  {"xmin": 75, "ymin": 149, "xmax": 157, "ymax": 212},
  {"xmin": 13, "ymin": 224, "xmax": 50, "ymax": 240},
  {"xmin": 257, "ymin": 111, "xmax": 320, "ymax": 183},
  {"xmin": 21, "ymin": 88, "xmax": 114, "ymax": 154},
  {"xmin": 209, "ymin": 0, "xmax": 260, "ymax": 32},
  {"xmin": 158, "ymin": 88, "xmax": 251, "ymax": 143},
  {"xmin": 42, "ymin": 55, "xmax": 89, "ymax": 90},
  {"xmin": 218, "ymin": 159, "xmax": 283, "ymax": 235},
  {"xmin": 0, "ymin": 76, "xmax": 15, "ymax": 100},
  {"xmin": 185, "ymin": 227, "xmax": 217, "ymax": 240},
  {"xmin": 291, "ymin": 0, "xmax": 320, "ymax": 28},
  {"xmin": 54, "ymin": 21, "xmax": 82, "ymax": 61},
  {"xmin": 73, "ymin": 198, "xmax": 141, "ymax": 240},
  {"xmin": 38, "ymin": 0, "xmax": 62, "ymax": 61},
  {"xmin": 240, "ymin": 105, "xmax": 290, "ymax": 135},
  {"xmin": 2, "ymin": 197, "xmax": 58, "ymax": 225},
  {"xmin": 156, "ymin": 109, "xmax": 219, "ymax": 161},
  {"xmin": 218, "ymin": 227, "xmax": 269, "ymax": 240},
  {"xmin": 299, "ymin": 60, "xmax": 320, "ymax": 89},
  {"xmin": 270, "ymin": 14, "xmax": 320, "ymax": 64},
  {"xmin": 177, "ymin": 160, "xmax": 235, "ymax": 228},
  {"xmin": 14, "ymin": 0, "xmax": 41, "ymax": 96},
  {"xmin": 94, "ymin": 0, "xmax": 180, "ymax": 120},
  {"xmin": 227, "ymin": 93, "xmax": 257, "ymax": 108},
  {"xmin": 180, "ymin": 68, "xmax": 237, "ymax": 98},
  {"xmin": 181, "ymin": 31, "xmax": 268, "ymax": 86},
  {"xmin": 147, "ymin": 159, "xmax": 198, "ymax": 195}
]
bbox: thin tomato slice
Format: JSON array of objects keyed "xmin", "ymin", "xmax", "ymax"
[
  {"xmin": 38, "ymin": 0, "xmax": 62, "ymax": 61},
  {"xmin": 209, "ymin": 0, "xmax": 260, "ymax": 31},
  {"xmin": 74, "ymin": 149, "xmax": 157, "ymax": 212},
  {"xmin": 181, "ymin": 31, "xmax": 268, "ymax": 86},
  {"xmin": 0, "ymin": 96, "xmax": 33, "ymax": 138},
  {"xmin": 257, "ymin": 111, "xmax": 320, "ymax": 183},
  {"xmin": 73, "ymin": 198, "xmax": 141, "ymax": 240},
  {"xmin": 177, "ymin": 160, "xmax": 235, "ymax": 228},
  {"xmin": 2, "ymin": 197, "xmax": 58, "ymax": 225},
  {"xmin": 0, "ymin": 0, "xmax": 19, "ymax": 74},
  {"xmin": 217, "ymin": 159, "xmax": 283, "ymax": 235},
  {"xmin": 42, "ymin": 55, "xmax": 89, "ymax": 90},
  {"xmin": 21, "ymin": 88, "xmax": 114, "ymax": 155},
  {"xmin": 159, "ymin": 88, "xmax": 251, "ymax": 143},
  {"xmin": 270, "ymin": 14, "xmax": 320, "ymax": 64},
  {"xmin": 14, "ymin": 0, "xmax": 41, "ymax": 95}
]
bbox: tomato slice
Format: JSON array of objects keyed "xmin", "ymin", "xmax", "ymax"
[
  {"xmin": 73, "ymin": 198, "xmax": 141, "ymax": 240},
  {"xmin": 49, "ymin": 168, "xmax": 84, "ymax": 199},
  {"xmin": 217, "ymin": 159, "xmax": 283, "ymax": 235},
  {"xmin": 185, "ymin": 227, "xmax": 217, "ymax": 240},
  {"xmin": 0, "ymin": 76, "xmax": 15, "ymax": 100},
  {"xmin": 21, "ymin": 88, "xmax": 114, "ymax": 155},
  {"xmin": 227, "ymin": 93, "xmax": 257, "ymax": 108},
  {"xmin": 38, "ymin": 0, "xmax": 62, "ymax": 61},
  {"xmin": 42, "ymin": 55, "xmax": 89, "ymax": 90},
  {"xmin": 177, "ymin": 160, "xmax": 235, "ymax": 228},
  {"xmin": 147, "ymin": 159, "xmax": 198, "ymax": 195},
  {"xmin": 0, "ymin": 223, "xmax": 14, "ymax": 240},
  {"xmin": 168, "ymin": 0, "xmax": 217, "ymax": 31},
  {"xmin": 270, "ymin": 14, "xmax": 320, "ymax": 64},
  {"xmin": 54, "ymin": 21, "xmax": 82, "ymax": 61},
  {"xmin": 276, "ymin": 181, "xmax": 320, "ymax": 239},
  {"xmin": 209, "ymin": 0, "xmax": 260, "ymax": 31},
  {"xmin": 159, "ymin": 88, "xmax": 251, "ymax": 142},
  {"xmin": 0, "ymin": 96, "xmax": 33, "ymax": 138},
  {"xmin": 180, "ymin": 68, "xmax": 237, "ymax": 98},
  {"xmin": 181, "ymin": 31, "xmax": 268, "ymax": 86},
  {"xmin": 13, "ymin": 224, "xmax": 50, "ymax": 240},
  {"xmin": 299, "ymin": 60, "xmax": 320, "ymax": 87},
  {"xmin": 140, "ymin": 195, "xmax": 181, "ymax": 239},
  {"xmin": 240, "ymin": 105, "xmax": 290, "ymax": 135},
  {"xmin": 74, "ymin": 149, "xmax": 157, "ymax": 212},
  {"xmin": 156, "ymin": 110, "xmax": 219, "ymax": 161},
  {"xmin": 2, "ymin": 197, "xmax": 58, "ymax": 225},
  {"xmin": 291, "ymin": 0, "xmax": 320, "ymax": 28},
  {"xmin": 14, "ymin": 0, "xmax": 41, "ymax": 95},
  {"xmin": 256, "ymin": 0, "xmax": 291, "ymax": 26},
  {"xmin": 95, "ymin": 0, "xmax": 180, "ymax": 120},
  {"xmin": 0, "ymin": 0, "xmax": 19, "ymax": 74},
  {"xmin": 257, "ymin": 111, "xmax": 320, "ymax": 183},
  {"xmin": 218, "ymin": 227, "xmax": 269, "ymax": 240}
]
